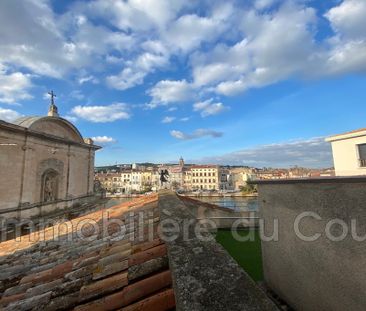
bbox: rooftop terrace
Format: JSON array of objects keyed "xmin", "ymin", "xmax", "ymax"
[{"xmin": 0, "ymin": 191, "xmax": 278, "ymax": 311}]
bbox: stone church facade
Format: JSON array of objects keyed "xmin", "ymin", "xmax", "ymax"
[{"xmin": 0, "ymin": 98, "xmax": 100, "ymax": 221}]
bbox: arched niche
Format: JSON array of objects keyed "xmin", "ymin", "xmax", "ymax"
[
  {"xmin": 37, "ymin": 158, "xmax": 65, "ymax": 203},
  {"xmin": 41, "ymin": 169, "xmax": 60, "ymax": 202}
]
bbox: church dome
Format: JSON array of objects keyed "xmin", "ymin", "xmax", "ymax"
[{"xmin": 13, "ymin": 116, "xmax": 84, "ymax": 144}]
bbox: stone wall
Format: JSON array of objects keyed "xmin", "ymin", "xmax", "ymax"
[
  {"xmin": 159, "ymin": 191, "xmax": 278, "ymax": 311},
  {"xmin": 257, "ymin": 177, "xmax": 366, "ymax": 311}
]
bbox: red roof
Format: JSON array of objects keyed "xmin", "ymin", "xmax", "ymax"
[{"xmin": 0, "ymin": 194, "xmax": 175, "ymax": 310}]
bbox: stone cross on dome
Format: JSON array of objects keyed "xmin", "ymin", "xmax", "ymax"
[{"xmin": 47, "ymin": 90, "xmax": 59, "ymax": 117}]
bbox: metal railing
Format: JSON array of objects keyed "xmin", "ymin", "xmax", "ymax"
[{"xmin": 359, "ymin": 159, "xmax": 366, "ymax": 167}]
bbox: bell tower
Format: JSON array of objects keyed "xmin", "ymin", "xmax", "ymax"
[{"xmin": 179, "ymin": 156, "xmax": 184, "ymax": 167}]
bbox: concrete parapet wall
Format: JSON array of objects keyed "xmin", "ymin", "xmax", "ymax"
[
  {"xmin": 158, "ymin": 191, "xmax": 278, "ymax": 311},
  {"xmin": 256, "ymin": 177, "xmax": 366, "ymax": 311},
  {"xmin": 178, "ymin": 195, "xmax": 258, "ymax": 228}
]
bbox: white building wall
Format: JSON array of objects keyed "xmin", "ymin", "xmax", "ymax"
[{"xmin": 327, "ymin": 133, "xmax": 366, "ymax": 176}]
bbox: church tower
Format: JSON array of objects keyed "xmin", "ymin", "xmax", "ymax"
[
  {"xmin": 47, "ymin": 90, "xmax": 59, "ymax": 117},
  {"xmin": 179, "ymin": 156, "xmax": 184, "ymax": 167}
]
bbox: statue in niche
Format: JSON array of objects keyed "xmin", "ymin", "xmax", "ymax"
[{"xmin": 42, "ymin": 171, "xmax": 58, "ymax": 202}]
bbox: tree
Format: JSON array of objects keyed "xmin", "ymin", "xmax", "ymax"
[{"xmin": 240, "ymin": 183, "xmax": 257, "ymax": 194}]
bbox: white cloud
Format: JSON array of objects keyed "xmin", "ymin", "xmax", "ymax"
[
  {"xmin": 91, "ymin": 135, "xmax": 117, "ymax": 144},
  {"xmin": 78, "ymin": 75, "xmax": 99, "ymax": 85},
  {"xmin": 216, "ymin": 79, "xmax": 247, "ymax": 96},
  {"xmin": 1, "ymin": 0, "xmax": 366, "ymax": 107},
  {"xmin": 107, "ymin": 68, "xmax": 146, "ymax": 91},
  {"xmin": 148, "ymin": 79, "xmax": 194, "ymax": 106},
  {"xmin": 162, "ymin": 116, "xmax": 175, "ymax": 123},
  {"xmin": 193, "ymin": 60, "xmax": 247, "ymax": 88},
  {"xmin": 70, "ymin": 90, "xmax": 85, "ymax": 100},
  {"xmin": 0, "ymin": 107, "xmax": 22, "ymax": 122},
  {"xmin": 322, "ymin": 0, "xmax": 366, "ymax": 75},
  {"xmin": 107, "ymin": 51, "xmax": 169, "ymax": 90},
  {"xmin": 87, "ymin": 0, "xmax": 186, "ymax": 32},
  {"xmin": 213, "ymin": 4, "xmax": 317, "ymax": 95},
  {"xmin": 163, "ymin": 4, "xmax": 233, "ymax": 52},
  {"xmin": 170, "ymin": 128, "xmax": 223, "ymax": 140},
  {"xmin": 64, "ymin": 115, "xmax": 78, "ymax": 123},
  {"xmin": 195, "ymin": 137, "xmax": 332, "ymax": 168},
  {"xmin": 254, "ymin": 0, "xmax": 277, "ymax": 10},
  {"xmin": 0, "ymin": 65, "xmax": 32, "ymax": 104},
  {"xmin": 180, "ymin": 117, "xmax": 190, "ymax": 122},
  {"xmin": 193, "ymin": 98, "xmax": 228, "ymax": 117},
  {"xmin": 71, "ymin": 103, "xmax": 131, "ymax": 122},
  {"xmin": 325, "ymin": 0, "xmax": 366, "ymax": 40},
  {"xmin": 0, "ymin": 0, "xmax": 135, "ymax": 81},
  {"xmin": 189, "ymin": 1, "xmax": 366, "ymax": 97},
  {"xmin": 324, "ymin": 39, "xmax": 366, "ymax": 75}
]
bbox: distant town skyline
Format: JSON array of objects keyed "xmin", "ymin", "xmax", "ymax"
[{"xmin": 0, "ymin": 0, "xmax": 365, "ymax": 167}]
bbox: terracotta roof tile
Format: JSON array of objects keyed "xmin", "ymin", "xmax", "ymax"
[
  {"xmin": 0, "ymin": 194, "xmax": 175, "ymax": 310},
  {"xmin": 128, "ymin": 244, "xmax": 167, "ymax": 267},
  {"xmin": 79, "ymin": 271, "xmax": 128, "ymax": 301},
  {"xmin": 74, "ymin": 270, "xmax": 173, "ymax": 311},
  {"xmin": 131, "ymin": 238, "xmax": 163, "ymax": 254},
  {"xmin": 120, "ymin": 288, "xmax": 175, "ymax": 311},
  {"xmin": 0, "ymin": 292, "xmax": 26, "ymax": 307},
  {"xmin": 19, "ymin": 260, "xmax": 73, "ymax": 285}
]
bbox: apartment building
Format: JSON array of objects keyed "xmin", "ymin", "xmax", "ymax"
[
  {"xmin": 189, "ymin": 165, "xmax": 220, "ymax": 190},
  {"xmin": 326, "ymin": 128, "xmax": 366, "ymax": 176},
  {"xmin": 95, "ymin": 169, "xmax": 160, "ymax": 194},
  {"xmin": 230, "ymin": 168, "xmax": 257, "ymax": 190}
]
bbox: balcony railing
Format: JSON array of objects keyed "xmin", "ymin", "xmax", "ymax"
[{"xmin": 359, "ymin": 159, "xmax": 366, "ymax": 167}]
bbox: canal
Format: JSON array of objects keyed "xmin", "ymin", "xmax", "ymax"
[{"xmin": 193, "ymin": 196, "xmax": 259, "ymax": 212}]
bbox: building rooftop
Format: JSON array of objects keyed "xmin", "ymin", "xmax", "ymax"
[
  {"xmin": 0, "ymin": 194, "xmax": 175, "ymax": 310},
  {"xmin": 190, "ymin": 165, "xmax": 219, "ymax": 169},
  {"xmin": 0, "ymin": 191, "xmax": 280, "ymax": 311},
  {"xmin": 325, "ymin": 127, "xmax": 366, "ymax": 142}
]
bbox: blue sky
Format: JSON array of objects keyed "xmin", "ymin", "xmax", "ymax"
[{"xmin": 0, "ymin": 0, "xmax": 365, "ymax": 167}]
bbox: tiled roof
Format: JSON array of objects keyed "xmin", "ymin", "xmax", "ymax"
[{"xmin": 0, "ymin": 194, "xmax": 175, "ymax": 311}]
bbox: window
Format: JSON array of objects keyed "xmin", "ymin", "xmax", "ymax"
[{"xmin": 358, "ymin": 144, "xmax": 366, "ymax": 167}]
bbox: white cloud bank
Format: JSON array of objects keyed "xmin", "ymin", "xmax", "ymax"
[
  {"xmin": 71, "ymin": 103, "xmax": 130, "ymax": 122},
  {"xmin": 91, "ymin": 136, "xmax": 117, "ymax": 144},
  {"xmin": 194, "ymin": 137, "xmax": 332, "ymax": 168},
  {"xmin": 0, "ymin": 64, "xmax": 32, "ymax": 104},
  {"xmin": 170, "ymin": 128, "xmax": 223, "ymax": 140},
  {"xmin": 0, "ymin": 107, "xmax": 22, "ymax": 122},
  {"xmin": 0, "ymin": 0, "xmax": 365, "ymax": 113},
  {"xmin": 148, "ymin": 80, "xmax": 194, "ymax": 107}
]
